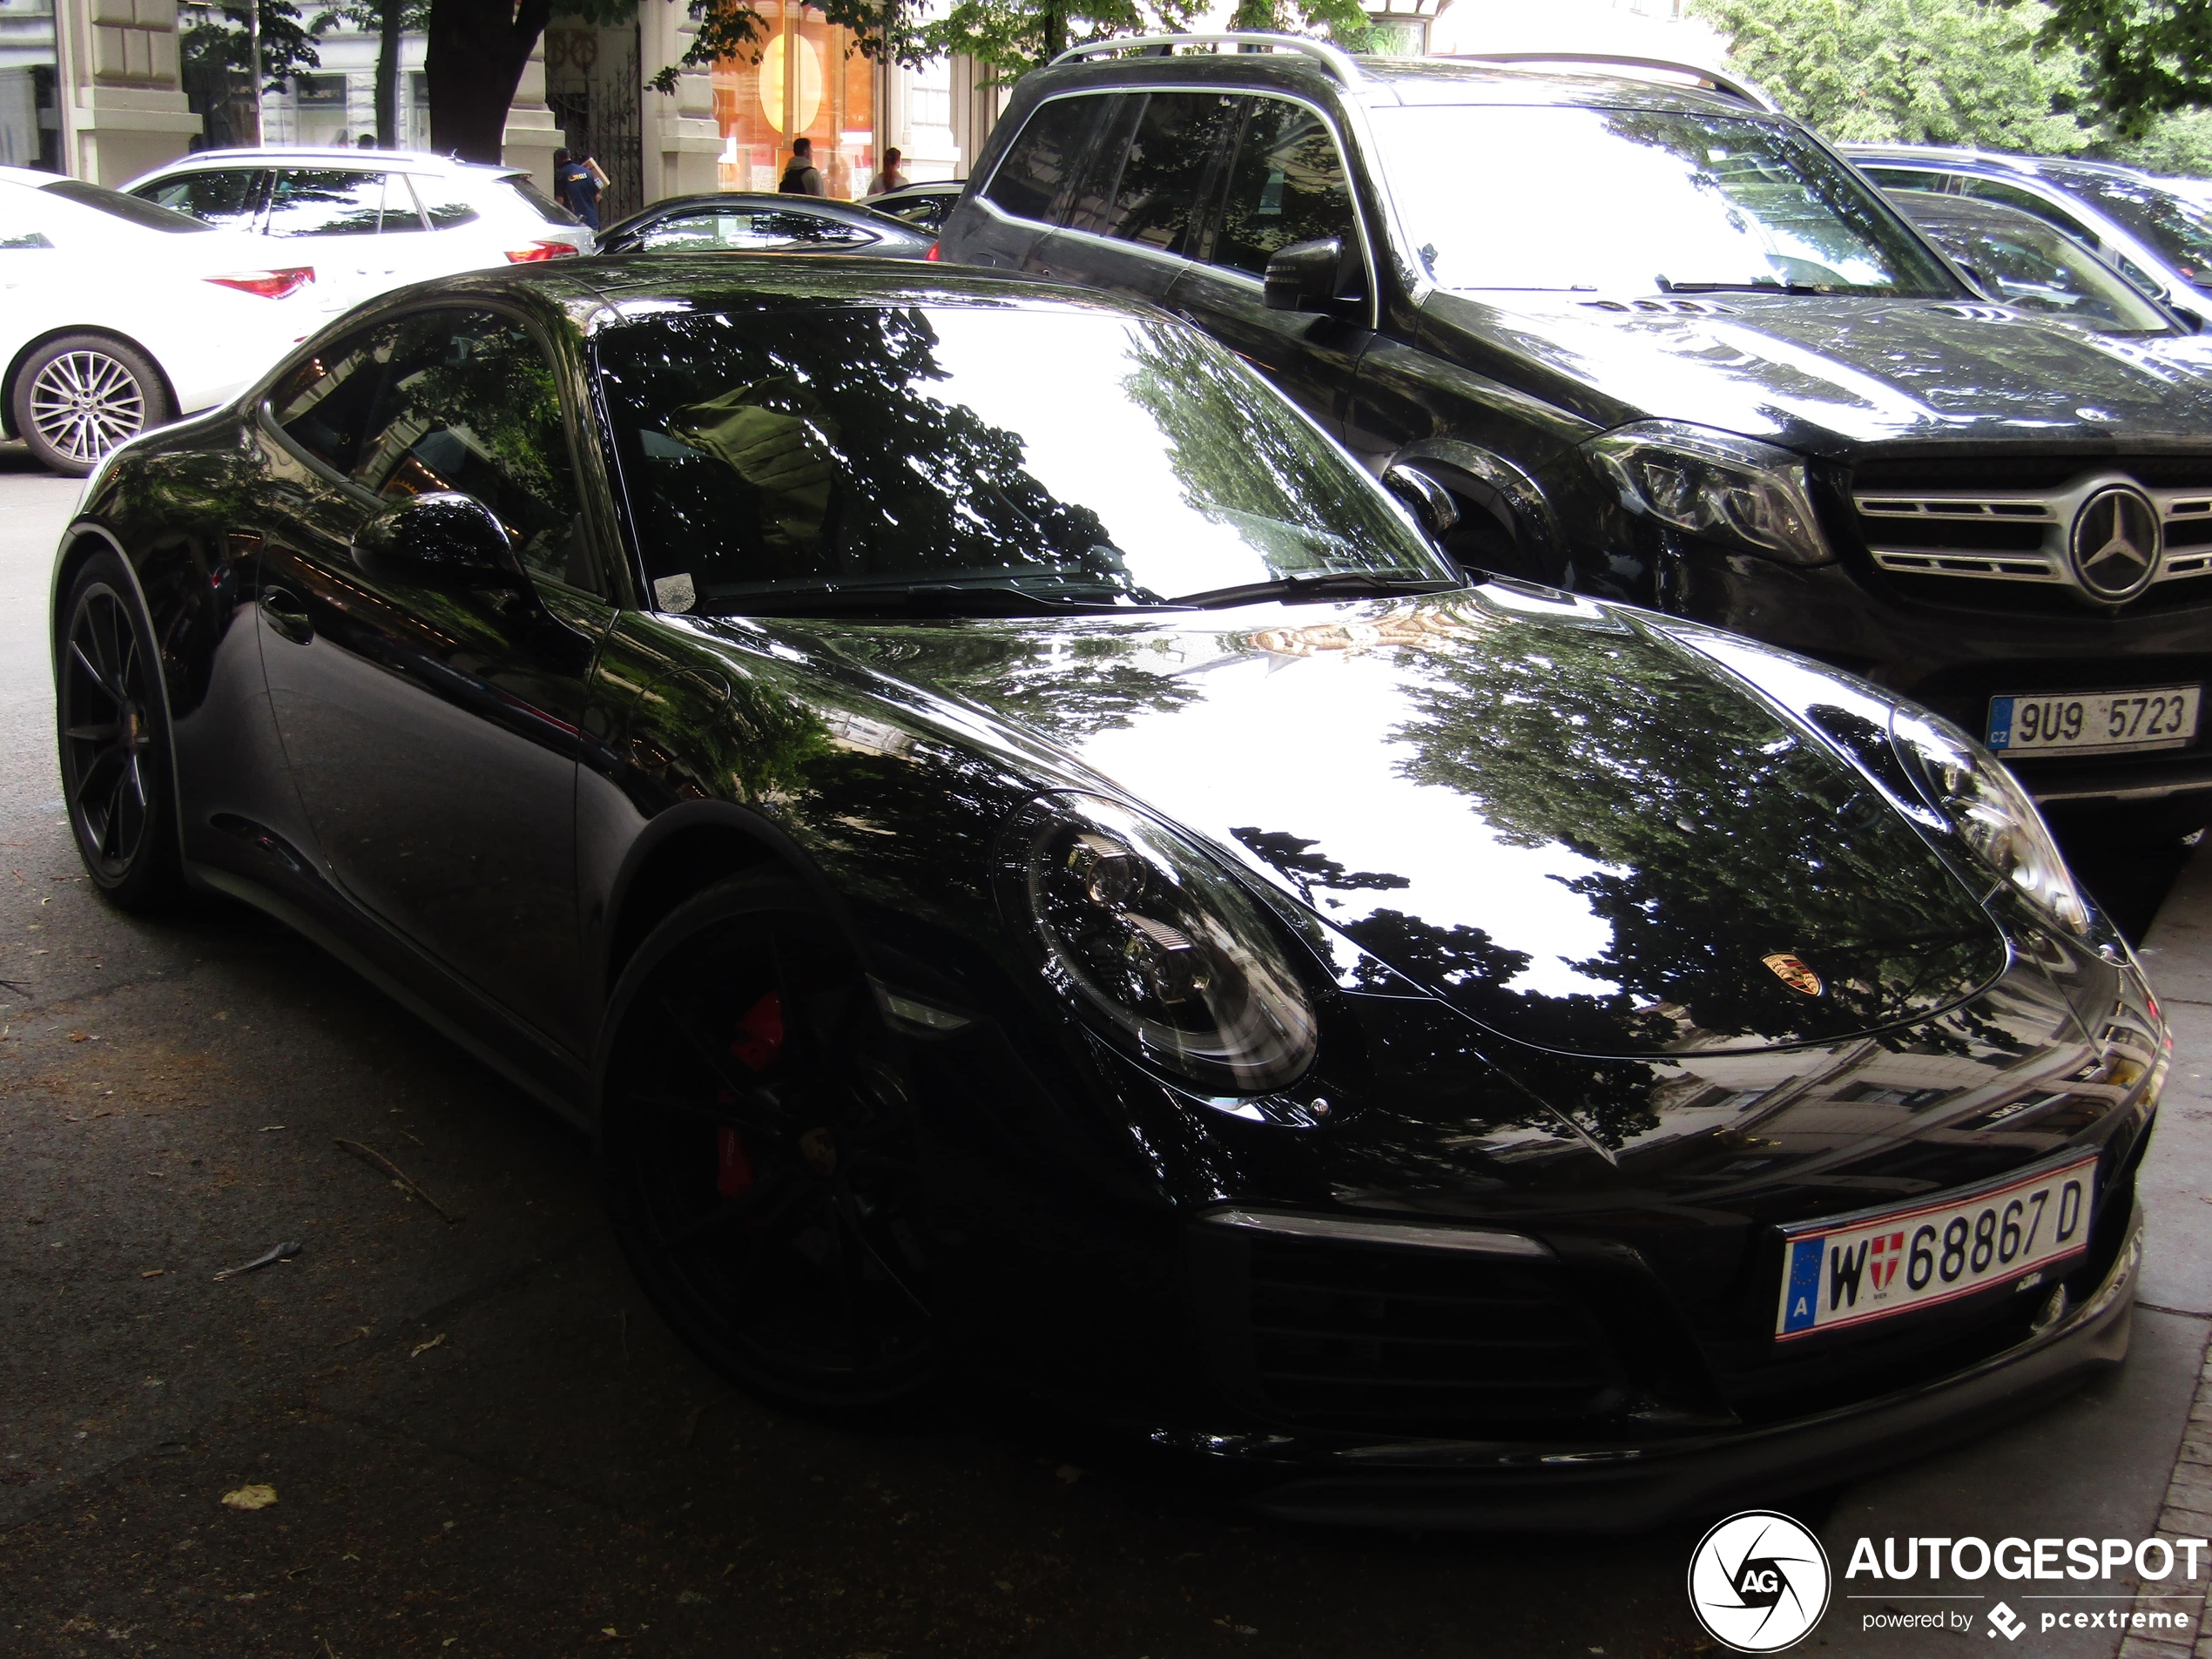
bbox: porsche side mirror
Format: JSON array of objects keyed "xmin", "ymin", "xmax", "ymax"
[
  {"xmin": 353, "ymin": 492, "xmax": 526, "ymax": 590},
  {"xmin": 1383, "ymin": 462, "xmax": 1460, "ymax": 538},
  {"xmin": 1264, "ymin": 237, "xmax": 1360, "ymax": 314}
]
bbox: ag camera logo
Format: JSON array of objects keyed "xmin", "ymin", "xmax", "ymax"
[{"xmin": 1689, "ymin": 1510, "xmax": 1832, "ymax": 1652}]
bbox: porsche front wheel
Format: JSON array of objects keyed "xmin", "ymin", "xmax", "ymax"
[{"xmin": 599, "ymin": 872, "xmax": 937, "ymax": 1408}]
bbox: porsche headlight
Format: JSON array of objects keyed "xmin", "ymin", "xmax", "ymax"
[
  {"xmin": 1588, "ymin": 421, "xmax": 1832, "ymax": 565},
  {"xmin": 1892, "ymin": 709, "xmax": 2090, "ymax": 934},
  {"xmin": 1001, "ymin": 793, "xmax": 1318, "ymax": 1094}
]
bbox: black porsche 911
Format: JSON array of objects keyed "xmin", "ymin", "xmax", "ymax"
[{"xmin": 53, "ymin": 258, "xmax": 2161, "ymax": 1529}]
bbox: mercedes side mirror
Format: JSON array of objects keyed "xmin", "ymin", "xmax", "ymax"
[
  {"xmin": 1382, "ymin": 462, "xmax": 1460, "ymax": 540},
  {"xmin": 353, "ymin": 492, "xmax": 527, "ymax": 590},
  {"xmin": 1264, "ymin": 238, "xmax": 1361, "ymax": 315}
]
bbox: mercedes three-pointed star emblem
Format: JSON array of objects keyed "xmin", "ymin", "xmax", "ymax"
[{"xmin": 2069, "ymin": 485, "xmax": 2161, "ymax": 602}]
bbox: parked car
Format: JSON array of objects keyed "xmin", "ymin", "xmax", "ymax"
[
  {"xmin": 940, "ymin": 35, "xmax": 2212, "ymax": 840},
  {"xmin": 863, "ymin": 179, "xmax": 966, "ymax": 235},
  {"xmin": 1842, "ymin": 145, "xmax": 2212, "ymax": 319},
  {"xmin": 55, "ymin": 254, "xmax": 2159, "ymax": 1528},
  {"xmin": 119, "ymin": 148, "xmax": 592, "ymax": 319},
  {"xmin": 1887, "ymin": 188, "xmax": 2201, "ymax": 334},
  {"xmin": 593, "ymin": 193, "xmax": 936, "ymax": 259},
  {"xmin": 2, "ymin": 165, "xmax": 321, "ymax": 475}
]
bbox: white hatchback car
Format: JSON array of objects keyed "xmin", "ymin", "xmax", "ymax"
[
  {"xmin": 2, "ymin": 165, "xmax": 324, "ymax": 475},
  {"xmin": 120, "ymin": 149, "xmax": 594, "ymax": 318}
]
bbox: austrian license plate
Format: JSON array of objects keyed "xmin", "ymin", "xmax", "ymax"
[
  {"xmin": 1986, "ymin": 686, "xmax": 2200, "ymax": 756},
  {"xmin": 1775, "ymin": 1155, "xmax": 2096, "ymax": 1339}
]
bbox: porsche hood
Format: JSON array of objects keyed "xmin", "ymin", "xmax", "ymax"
[{"xmin": 810, "ymin": 586, "xmax": 2009, "ymax": 1060}]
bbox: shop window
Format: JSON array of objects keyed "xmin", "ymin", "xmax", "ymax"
[{"xmin": 711, "ymin": 5, "xmax": 875, "ymax": 199}]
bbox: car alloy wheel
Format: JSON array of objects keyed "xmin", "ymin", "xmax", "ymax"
[
  {"xmin": 57, "ymin": 554, "xmax": 179, "ymax": 907},
  {"xmin": 11, "ymin": 334, "xmax": 171, "ymax": 477},
  {"xmin": 600, "ymin": 873, "xmax": 936, "ymax": 1407}
]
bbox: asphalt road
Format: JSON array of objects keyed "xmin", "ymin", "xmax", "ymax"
[{"xmin": 0, "ymin": 446, "xmax": 2198, "ymax": 1659}]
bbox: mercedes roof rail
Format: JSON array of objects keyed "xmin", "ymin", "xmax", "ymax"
[
  {"xmin": 1432, "ymin": 50, "xmax": 1779, "ymax": 111},
  {"xmin": 1049, "ymin": 31, "xmax": 1363, "ymax": 82}
]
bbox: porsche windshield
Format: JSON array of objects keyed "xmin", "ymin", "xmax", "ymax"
[
  {"xmin": 594, "ymin": 300, "xmax": 1449, "ymax": 615},
  {"xmin": 1368, "ymin": 105, "xmax": 1959, "ymax": 299}
]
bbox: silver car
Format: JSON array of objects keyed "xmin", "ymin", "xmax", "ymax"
[
  {"xmin": 118, "ymin": 147, "xmax": 595, "ymax": 320},
  {"xmin": 1843, "ymin": 144, "xmax": 2212, "ymax": 326}
]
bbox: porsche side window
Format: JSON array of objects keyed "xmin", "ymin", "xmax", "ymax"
[
  {"xmin": 269, "ymin": 325, "xmax": 391, "ymax": 477},
  {"xmin": 347, "ymin": 310, "xmax": 598, "ymax": 594},
  {"xmin": 1210, "ymin": 98, "xmax": 1358, "ymax": 278},
  {"xmin": 982, "ymin": 94, "xmax": 1105, "ymax": 226}
]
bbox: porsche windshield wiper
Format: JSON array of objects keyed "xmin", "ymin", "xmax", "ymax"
[{"xmin": 1167, "ymin": 569, "xmax": 1458, "ymax": 610}]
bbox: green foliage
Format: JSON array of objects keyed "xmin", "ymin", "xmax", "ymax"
[
  {"xmin": 179, "ymin": 0, "xmax": 322, "ymax": 92},
  {"xmin": 2042, "ymin": 0, "xmax": 2212, "ymax": 138},
  {"xmin": 310, "ymin": 0, "xmax": 429, "ymax": 33},
  {"xmin": 1691, "ymin": 0, "xmax": 2212, "ymax": 174},
  {"xmin": 1687, "ymin": 0, "xmax": 2094, "ymax": 152}
]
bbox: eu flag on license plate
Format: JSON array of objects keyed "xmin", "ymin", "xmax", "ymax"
[
  {"xmin": 1782, "ymin": 1237, "xmax": 1823, "ymax": 1334},
  {"xmin": 1986, "ymin": 697, "xmax": 2016, "ymax": 751}
]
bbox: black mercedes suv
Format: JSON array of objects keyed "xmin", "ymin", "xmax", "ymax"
[{"xmin": 938, "ymin": 35, "xmax": 2212, "ymax": 837}]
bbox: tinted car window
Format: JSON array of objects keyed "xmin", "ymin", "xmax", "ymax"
[
  {"xmin": 1897, "ymin": 195, "xmax": 2171, "ymax": 333},
  {"xmin": 981, "ymin": 94, "xmax": 1104, "ymax": 225},
  {"xmin": 873, "ymin": 191, "xmax": 952, "ymax": 232},
  {"xmin": 134, "ymin": 168, "xmax": 264, "ymax": 230},
  {"xmin": 37, "ymin": 178, "xmax": 211, "ymax": 233},
  {"xmin": 592, "ymin": 300, "xmax": 1442, "ymax": 614},
  {"xmin": 636, "ymin": 210, "xmax": 873, "ymax": 251},
  {"xmin": 2039, "ymin": 166, "xmax": 2212, "ymax": 283},
  {"xmin": 403, "ymin": 174, "xmax": 479, "ymax": 230},
  {"xmin": 1862, "ymin": 165, "xmax": 1953, "ymax": 195},
  {"xmin": 1095, "ymin": 92, "xmax": 1238, "ymax": 254},
  {"xmin": 1367, "ymin": 107, "xmax": 1958, "ymax": 297},
  {"xmin": 271, "ymin": 310, "xmax": 589, "ymax": 590},
  {"xmin": 1210, "ymin": 98, "xmax": 1358, "ymax": 278},
  {"xmin": 266, "ymin": 170, "xmax": 402, "ymax": 237},
  {"xmin": 1958, "ymin": 178, "xmax": 2094, "ymax": 242}
]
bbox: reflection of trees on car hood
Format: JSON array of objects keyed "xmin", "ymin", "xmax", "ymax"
[{"xmin": 816, "ymin": 588, "xmax": 2006, "ymax": 1062}]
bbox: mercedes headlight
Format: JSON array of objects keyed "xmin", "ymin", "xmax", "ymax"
[
  {"xmin": 1588, "ymin": 421, "xmax": 1831, "ymax": 565},
  {"xmin": 1891, "ymin": 709, "xmax": 2090, "ymax": 934},
  {"xmin": 999, "ymin": 792, "xmax": 1318, "ymax": 1094}
]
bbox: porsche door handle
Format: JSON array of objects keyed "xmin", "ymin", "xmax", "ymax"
[{"xmin": 259, "ymin": 588, "xmax": 314, "ymax": 644}]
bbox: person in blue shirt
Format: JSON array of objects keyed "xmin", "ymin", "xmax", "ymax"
[{"xmin": 556, "ymin": 150, "xmax": 602, "ymax": 230}]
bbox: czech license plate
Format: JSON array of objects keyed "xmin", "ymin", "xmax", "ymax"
[
  {"xmin": 1986, "ymin": 686, "xmax": 2199, "ymax": 756},
  {"xmin": 1775, "ymin": 1155, "xmax": 2096, "ymax": 1339}
]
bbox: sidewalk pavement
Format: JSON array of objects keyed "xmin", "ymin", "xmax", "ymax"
[{"xmin": 1818, "ymin": 853, "xmax": 2212, "ymax": 1658}]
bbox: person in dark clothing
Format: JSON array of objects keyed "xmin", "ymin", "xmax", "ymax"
[
  {"xmin": 779, "ymin": 138, "xmax": 825, "ymax": 198},
  {"xmin": 556, "ymin": 150, "xmax": 601, "ymax": 229}
]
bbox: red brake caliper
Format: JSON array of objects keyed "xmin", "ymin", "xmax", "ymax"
[{"xmin": 715, "ymin": 991, "xmax": 785, "ymax": 1197}]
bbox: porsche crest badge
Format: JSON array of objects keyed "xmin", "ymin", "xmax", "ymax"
[{"xmin": 1763, "ymin": 953, "xmax": 1824, "ymax": 996}]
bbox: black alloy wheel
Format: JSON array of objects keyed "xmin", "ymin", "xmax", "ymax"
[
  {"xmin": 600, "ymin": 872, "xmax": 936, "ymax": 1407},
  {"xmin": 11, "ymin": 334, "xmax": 172, "ymax": 478},
  {"xmin": 57, "ymin": 553, "xmax": 180, "ymax": 908}
]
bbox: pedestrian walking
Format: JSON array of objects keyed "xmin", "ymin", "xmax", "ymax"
[
  {"xmin": 866, "ymin": 147, "xmax": 910, "ymax": 196},
  {"xmin": 779, "ymin": 138, "xmax": 826, "ymax": 197},
  {"xmin": 556, "ymin": 148, "xmax": 602, "ymax": 230}
]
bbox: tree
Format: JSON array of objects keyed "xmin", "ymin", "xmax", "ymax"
[
  {"xmin": 313, "ymin": 0, "xmax": 430, "ymax": 147},
  {"xmin": 2042, "ymin": 0, "xmax": 2212, "ymax": 139},
  {"xmin": 1687, "ymin": 0, "xmax": 2094, "ymax": 152},
  {"xmin": 180, "ymin": 0, "xmax": 323, "ymax": 95}
]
